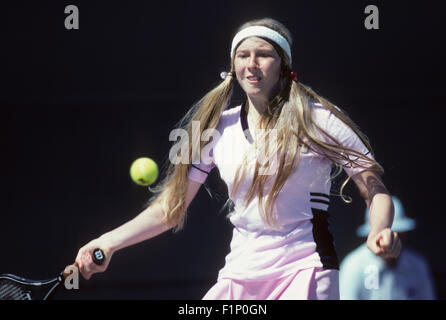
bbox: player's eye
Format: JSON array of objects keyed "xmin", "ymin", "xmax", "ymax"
[{"xmin": 258, "ymin": 52, "xmax": 273, "ymax": 57}]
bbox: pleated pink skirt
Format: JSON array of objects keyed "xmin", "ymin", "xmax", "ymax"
[{"xmin": 202, "ymin": 267, "xmax": 339, "ymax": 300}]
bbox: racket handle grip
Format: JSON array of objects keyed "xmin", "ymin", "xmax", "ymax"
[{"xmin": 92, "ymin": 248, "xmax": 106, "ymax": 265}]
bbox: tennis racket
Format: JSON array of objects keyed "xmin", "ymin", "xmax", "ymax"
[{"xmin": 0, "ymin": 248, "xmax": 105, "ymax": 300}]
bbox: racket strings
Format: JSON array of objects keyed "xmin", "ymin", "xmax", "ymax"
[{"xmin": 0, "ymin": 279, "xmax": 32, "ymax": 300}]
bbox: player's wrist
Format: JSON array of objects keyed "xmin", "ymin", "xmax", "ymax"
[{"xmin": 98, "ymin": 232, "xmax": 119, "ymax": 253}]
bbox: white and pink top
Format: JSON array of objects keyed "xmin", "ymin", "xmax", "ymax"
[{"xmin": 188, "ymin": 103, "xmax": 372, "ymax": 282}]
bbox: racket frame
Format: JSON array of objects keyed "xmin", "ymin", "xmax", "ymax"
[{"xmin": 0, "ymin": 272, "xmax": 64, "ymax": 300}]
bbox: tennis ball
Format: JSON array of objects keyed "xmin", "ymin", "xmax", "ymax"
[{"xmin": 130, "ymin": 157, "xmax": 159, "ymax": 186}]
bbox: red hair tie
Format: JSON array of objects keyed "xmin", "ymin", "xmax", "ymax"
[{"xmin": 290, "ymin": 71, "xmax": 298, "ymax": 81}]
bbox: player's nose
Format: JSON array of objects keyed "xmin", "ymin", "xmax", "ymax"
[{"xmin": 247, "ymin": 55, "xmax": 259, "ymax": 68}]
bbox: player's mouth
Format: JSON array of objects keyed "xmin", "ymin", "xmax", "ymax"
[{"xmin": 246, "ymin": 75, "xmax": 261, "ymax": 84}]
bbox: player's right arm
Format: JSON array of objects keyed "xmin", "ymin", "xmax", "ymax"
[{"xmin": 74, "ymin": 179, "xmax": 203, "ymax": 279}]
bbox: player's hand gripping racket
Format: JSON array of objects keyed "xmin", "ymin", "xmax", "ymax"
[{"xmin": 0, "ymin": 248, "xmax": 105, "ymax": 300}]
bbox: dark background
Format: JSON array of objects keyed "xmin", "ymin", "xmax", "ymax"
[{"xmin": 0, "ymin": 0, "xmax": 444, "ymax": 300}]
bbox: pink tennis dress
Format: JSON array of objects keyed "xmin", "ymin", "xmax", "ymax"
[{"xmin": 188, "ymin": 103, "xmax": 372, "ymax": 300}]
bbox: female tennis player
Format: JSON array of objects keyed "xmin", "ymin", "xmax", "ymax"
[{"xmin": 71, "ymin": 18, "xmax": 401, "ymax": 299}]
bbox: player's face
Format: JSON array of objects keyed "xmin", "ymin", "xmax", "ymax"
[{"xmin": 234, "ymin": 37, "xmax": 282, "ymax": 102}]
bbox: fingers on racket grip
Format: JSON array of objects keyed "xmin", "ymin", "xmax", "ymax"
[{"xmin": 92, "ymin": 248, "xmax": 106, "ymax": 265}]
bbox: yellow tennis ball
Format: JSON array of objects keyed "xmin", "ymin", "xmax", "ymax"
[{"xmin": 130, "ymin": 157, "xmax": 159, "ymax": 186}]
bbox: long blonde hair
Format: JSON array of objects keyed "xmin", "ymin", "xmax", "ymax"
[{"xmin": 148, "ymin": 18, "xmax": 383, "ymax": 231}]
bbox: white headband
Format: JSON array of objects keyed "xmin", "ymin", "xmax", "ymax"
[{"xmin": 230, "ymin": 26, "xmax": 292, "ymax": 64}]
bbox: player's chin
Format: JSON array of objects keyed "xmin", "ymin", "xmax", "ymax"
[{"xmin": 244, "ymin": 87, "xmax": 265, "ymax": 98}]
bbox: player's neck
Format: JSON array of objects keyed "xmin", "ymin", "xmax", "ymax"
[{"xmin": 245, "ymin": 97, "xmax": 267, "ymax": 126}]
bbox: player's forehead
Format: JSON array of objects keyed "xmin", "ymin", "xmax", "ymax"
[{"xmin": 235, "ymin": 37, "xmax": 276, "ymax": 52}]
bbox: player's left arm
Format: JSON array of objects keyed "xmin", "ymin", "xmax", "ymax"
[{"xmin": 352, "ymin": 170, "xmax": 402, "ymax": 259}]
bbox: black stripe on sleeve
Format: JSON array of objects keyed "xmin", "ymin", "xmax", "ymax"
[
  {"xmin": 310, "ymin": 192, "xmax": 330, "ymax": 200},
  {"xmin": 310, "ymin": 198, "xmax": 330, "ymax": 206}
]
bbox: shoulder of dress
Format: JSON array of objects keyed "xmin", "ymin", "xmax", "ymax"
[
  {"xmin": 212, "ymin": 104, "xmax": 242, "ymax": 132},
  {"xmin": 309, "ymin": 100, "xmax": 341, "ymax": 115},
  {"xmin": 308, "ymin": 101, "xmax": 332, "ymax": 128},
  {"xmin": 221, "ymin": 104, "xmax": 242, "ymax": 117}
]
